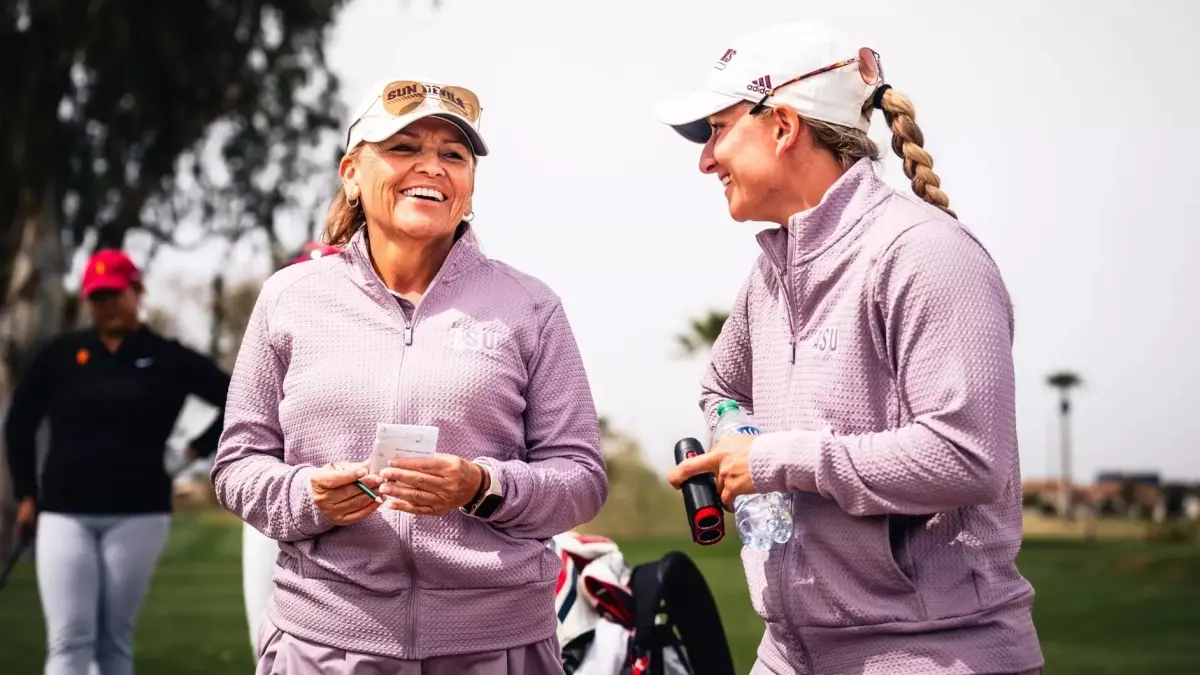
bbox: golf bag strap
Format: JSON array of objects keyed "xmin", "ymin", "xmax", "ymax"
[
  {"xmin": 631, "ymin": 561, "xmax": 666, "ymax": 675},
  {"xmin": 631, "ymin": 551, "xmax": 735, "ymax": 675}
]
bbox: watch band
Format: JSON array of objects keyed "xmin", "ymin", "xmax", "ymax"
[
  {"xmin": 466, "ymin": 468, "xmax": 489, "ymax": 509},
  {"xmin": 462, "ymin": 461, "xmax": 503, "ymax": 518}
]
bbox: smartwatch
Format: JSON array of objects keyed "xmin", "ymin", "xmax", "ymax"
[{"xmin": 462, "ymin": 461, "xmax": 504, "ymax": 519}]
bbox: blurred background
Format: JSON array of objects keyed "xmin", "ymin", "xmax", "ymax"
[{"xmin": 1, "ymin": 0, "xmax": 1197, "ymax": 673}]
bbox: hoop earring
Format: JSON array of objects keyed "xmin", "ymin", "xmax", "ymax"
[
  {"xmin": 346, "ymin": 194, "xmax": 359, "ymax": 208},
  {"xmin": 462, "ymin": 211, "xmax": 474, "ymax": 222}
]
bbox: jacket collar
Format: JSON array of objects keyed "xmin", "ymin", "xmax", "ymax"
[
  {"xmin": 345, "ymin": 222, "xmax": 485, "ymax": 296},
  {"xmin": 755, "ymin": 157, "xmax": 892, "ymax": 271}
]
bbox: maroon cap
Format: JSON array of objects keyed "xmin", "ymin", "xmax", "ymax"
[{"xmin": 81, "ymin": 249, "xmax": 142, "ymax": 297}]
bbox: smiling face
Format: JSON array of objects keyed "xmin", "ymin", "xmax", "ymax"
[
  {"xmin": 339, "ymin": 116, "xmax": 475, "ymax": 244},
  {"xmin": 697, "ymin": 103, "xmax": 792, "ymax": 223}
]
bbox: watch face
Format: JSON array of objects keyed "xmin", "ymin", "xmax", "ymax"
[{"xmin": 474, "ymin": 493, "xmax": 503, "ymax": 519}]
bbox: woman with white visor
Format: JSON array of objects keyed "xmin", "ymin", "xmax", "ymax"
[{"xmin": 215, "ymin": 76, "xmax": 606, "ymax": 674}]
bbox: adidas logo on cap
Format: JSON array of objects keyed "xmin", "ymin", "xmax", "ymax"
[{"xmin": 746, "ymin": 75, "xmax": 773, "ymax": 95}]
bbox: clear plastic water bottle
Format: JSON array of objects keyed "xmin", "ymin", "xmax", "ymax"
[{"xmin": 713, "ymin": 400, "xmax": 793, "ymax": 550}]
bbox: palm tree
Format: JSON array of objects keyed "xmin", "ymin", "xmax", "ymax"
[
  {"xmin": 1046, "ymin": 371, "xmax": 1083, "ymax": 520},
  {"xmin": 675, "ymin": 310, "xmax": 729, "ymax": 357}
]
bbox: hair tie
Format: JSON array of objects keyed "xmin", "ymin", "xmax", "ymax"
[{"xmin": 871, "ymin": 84, "xmax": 892, "ymax": 111}]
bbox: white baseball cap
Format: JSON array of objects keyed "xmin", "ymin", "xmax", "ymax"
[
  {"xmin": 653, "ymin": 21, "xmax": 884, "ymax": 143},
  {"xmin": 345, "ymin": 78, "xmax": 489, "ymax": 156}
]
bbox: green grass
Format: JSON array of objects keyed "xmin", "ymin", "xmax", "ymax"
[{"xmin": 1, "ymin": 514, "xmax": 1198, "ymax": 674}]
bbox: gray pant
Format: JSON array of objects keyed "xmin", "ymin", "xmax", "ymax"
[{"xmin": 35, "ymin": 512, "xmax": 171, "ymax": 675}]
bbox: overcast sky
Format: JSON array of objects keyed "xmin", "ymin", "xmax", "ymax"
[{"xmin": 155, "ymin": 0, "xmax": 1199, "ymax": 484}]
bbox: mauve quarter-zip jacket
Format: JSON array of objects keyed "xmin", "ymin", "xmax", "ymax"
[
  {"xmin": 702, "ymin": 159, "xmax": 1043, "ymax": 674},
  {"xmin": 211, "ymin": 224, "xmax": 607, "ymax": 660}
]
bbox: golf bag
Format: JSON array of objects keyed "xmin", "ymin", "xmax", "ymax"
[{"xmin": 551, "ymin": 532, "xmax": 735, "ymax": 675}]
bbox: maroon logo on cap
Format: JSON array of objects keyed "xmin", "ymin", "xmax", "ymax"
[
  {"xmin": 714, "ymin": 48, "xmax": 737, "ymax": 71},
  {"xmin": 746, "ymin": 75, "xmax": 773, "ymax": 95}
]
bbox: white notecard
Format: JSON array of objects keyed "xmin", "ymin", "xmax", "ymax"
[{"xmin": 368, "ymin": 423, "xmax": 439, "ymax": 475}]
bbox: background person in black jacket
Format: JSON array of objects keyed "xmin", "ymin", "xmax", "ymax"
[{"xmin": 4, "ymin": 249, "xmax": 230, "ymax": 675}]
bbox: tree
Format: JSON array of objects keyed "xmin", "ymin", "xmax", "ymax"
[
  {"xmin": 1046, "ymin": 371, "xmax": 1083, "ymax": 520},
  {"xmin": 675, "ymin": 310, "xmax": 729, "ymax": 357},
  {"xmin": 213, "ymin": 279, "xmax": 264, "ymax": 372},
  {"xmin": 0, "ymin": 1, "xmax": 348, "ymax": 558}
]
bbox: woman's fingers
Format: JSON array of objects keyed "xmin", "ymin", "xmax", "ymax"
[
  {"xmin": 386, "ymin": 498, "xmax": 443, "ymax": 516},
  {"xmin": 317, "ymin": 482, "xmax": 373, "ymax": 508},
  {"xmin": 380, "ymin": 468, "xmax": 444, "ymax": 491},
  {"xmin": 311, "ymin": 458, "xmax": 473, "ymax": 521},
  {"xmin": 379, "ymin": 463, "xmax": 478, "ymax": 512},
  {"xmin": 311, "ymin": 462, "xmax": 387, "ymax": 523},
  {"xmin": 379, "ymin": 482, "xmax": 444, "ymax": 508},
  {"xmin": 321, "ymin": 493, "xmax": 381, "ymax": 523},
  {"xmin": 357, "ymin": 474, "xmax": 385, "ymax": 490},
  {"xmin": 338, "ymin": 497, "xmax": 382, "ymax": 524},
  {"xmin": 311, "ymin": 466, "xmax": 366, "ymax": 491}
]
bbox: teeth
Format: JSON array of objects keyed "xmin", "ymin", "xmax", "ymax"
[
  {"xmin": 402, "ymin": 187, "xmax": 446, "ymax": 202},
  {"xmin": 721, "ymin": 176, "xmax": 731, "ymax": 186}
]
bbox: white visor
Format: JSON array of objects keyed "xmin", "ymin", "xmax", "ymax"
[{"xmin": 345, "ymin": 79, "xmax": 489, "ymax": 156}]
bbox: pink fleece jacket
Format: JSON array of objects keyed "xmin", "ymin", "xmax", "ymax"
[
  {"xmin": 211, "ymin": 225, "xmax": 607, "ymax": 660},
  {"xmin": 702, "ymin": 159, "xmax": 1043, "ymax": 674}
]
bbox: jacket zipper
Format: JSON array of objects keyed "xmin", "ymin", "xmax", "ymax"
[
  {"xmin": 370, "ymin": 240, "xmax": 466, "ymax": 658},
  {"xmin": 762, "ymin": 239, "xmax": 799, "ymax": 365},
  {"xmin": 777, "ymin": 246, "xmax": 815, "ymax": 674},
  {"xmin": 393, "ymin": 325, "xmax": 419, "ymax": 656},
  {"xmin": 777, "ymin": 272, "xmax": 798, "ymax": 365}
]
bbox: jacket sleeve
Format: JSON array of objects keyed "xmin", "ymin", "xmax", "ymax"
[
  {"xmin": 174, "ymin": 343, "xmax": 231, "ymax": 459},
  {"xmin": 749, "ymin": 222, "xmax": 1018, "ymax": 516},
  {"xmin": 4, "ymin": 338, "xmax": 59, "ymax": 502},
  {"xmin": 699, "ymin": 273, "xmax": 755, "ymax": 432},
  {"xmin": 477, "ymin": 300, "xmax": 607, "ymax": 540},
  {"xmin": 209, "ymin": 290, "xmax": 334, "ymax": 541}
]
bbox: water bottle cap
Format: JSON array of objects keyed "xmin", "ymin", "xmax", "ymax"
[{"xmin": 716, "ymin": 399, "xmax": 741, "ymax": 417}]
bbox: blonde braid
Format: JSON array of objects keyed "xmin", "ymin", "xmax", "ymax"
[{"xmin": 877, "ymin": 87, "xmax": 956, "ymax": 219}]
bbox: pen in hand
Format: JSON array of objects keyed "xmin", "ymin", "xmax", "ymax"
[{"xmin": 355, "ymin": 480, "xmax": 383, "ymax": 504}]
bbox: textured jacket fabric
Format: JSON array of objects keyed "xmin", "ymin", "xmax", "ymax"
[
  {"xmin": 211, "ymin": 224, "xmax": 607, "ymax": 660},
  {"xmin": 701, "ymin": 159, "xmax": 1043, "ymax": 674}
]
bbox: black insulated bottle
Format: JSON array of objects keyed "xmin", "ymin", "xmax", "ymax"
[{"xmin": 673, "ymin": 437, "xmax": 725, "ymax": 545}]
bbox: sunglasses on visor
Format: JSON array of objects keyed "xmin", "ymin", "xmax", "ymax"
[
  {"xmin": 346, "ymin": 80, "xmax": 484, "ymax": 147},
  {"xmin": 380, "ymin": 80, "xmax": 482, "ymax": 122},
  {"xmin": 750, "ymin": 47, "xmax": 884, "ymax": 113}
]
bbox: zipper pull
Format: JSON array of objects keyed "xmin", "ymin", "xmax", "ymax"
[
  {"xmin": 790, "ymin": 341, "xmax": 797, "ymax": 364},
  {"xmin": 404, "ymin": 325, "xmax": 414, "ymax": 346}
]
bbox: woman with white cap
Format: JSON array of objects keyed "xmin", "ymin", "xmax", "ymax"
[
  {"xmin": 212, "ymin": 78, "xmax": 607, "ymax": 674},
  {"xmin": 661, "ymin": 21, "xmax": 1043, "ymax": 675}
]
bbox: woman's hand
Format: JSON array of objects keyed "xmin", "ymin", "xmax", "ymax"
[
  {"xmin": 379, "ymin": 454, "xmax": 484, "ymax": 516},
  {"xmin": 309, "ymin": 461, "xmax": 384, "ymax": 526},
  {"xmin": 15, "ymin": 497, "xmax": 36, "ymax": 536},
  {"xmin": 666, "ymin": 433, "xmax": 756, "ymax": 510}
]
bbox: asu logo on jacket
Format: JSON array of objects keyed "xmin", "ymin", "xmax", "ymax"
[{"xmin": 448, "ymin": 324, "xmax": 500, "ymax": 352}]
